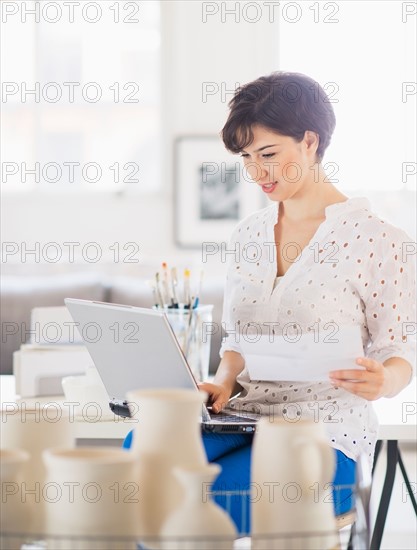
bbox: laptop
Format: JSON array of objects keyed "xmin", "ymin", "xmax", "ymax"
[{"xmin": 64, "ymin": 298, "xmax": 259, "ymax": 433}]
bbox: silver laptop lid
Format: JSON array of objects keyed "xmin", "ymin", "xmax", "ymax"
[{"xmin": 64, "ymin": 298, "xmax": 197, "ymax": 399}]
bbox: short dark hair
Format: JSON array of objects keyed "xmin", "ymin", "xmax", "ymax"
[{"xmin": 221, "ymin": 71, "xmax": 336, "ymax": 162}]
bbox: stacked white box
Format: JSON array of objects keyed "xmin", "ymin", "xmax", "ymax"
[{"xmin": 13, "ymin": 306, "xmax": 92, "ymax": 397}]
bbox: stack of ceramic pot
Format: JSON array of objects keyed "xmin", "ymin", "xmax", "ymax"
[
  {"xmin": 0, "ymin": 402, "xmax": 75, "ymax": 537},
  {"xmin": 1, "ymin": 390, "xmax": 237, "ymax": 549}
]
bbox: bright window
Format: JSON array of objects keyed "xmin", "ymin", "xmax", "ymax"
[
  {"xmin": 278, "ymin": 0, "xmax": 416, "ymax": 193},
  {"xmin": 1, "ymin": 0, "xmax": 161, "ymax": 192}
]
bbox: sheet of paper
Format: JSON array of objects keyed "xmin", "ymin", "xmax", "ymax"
[{"xmin": 240, "ymin": 325, "xmax": 366, "ymax": 382}]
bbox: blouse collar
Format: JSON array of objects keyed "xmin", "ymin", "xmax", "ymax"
[
  {"xmin": 270, "ymin": 196, "xmax": 371, "ymax": 221},
  {"xmin": 324, "ymin": 196, "xmax": 371, "ymax": 219}
]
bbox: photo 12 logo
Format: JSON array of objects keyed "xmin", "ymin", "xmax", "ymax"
[
  {"xmin": 201, "ymin": 1, "xmax": 340, "ymax": 24},
  {"xmin": 2, "ymin": 318, "xmax": 141, "ymax": 347},
  {"xmin": 402, "ymin": 2, "xmax": 417, "ymax": 23},
  {"xmin": 201, "ymin": 80, "xmax": 340, "ymax": 104},
  {"xmin": 402, "ymin": 162, "xmax": 417, "ymax": 185},
  {"xmin": 1, "ymin": 241, "xmax": 141, "ymax": 264},
  {"xmin": 1, "ymin": 82, "xmax": 140, "ymax": 104},
  {"xmin": 1, "ymin": 1, "xmax": 142, "ymax": 24},
  {"xmin": 1, "ymin": 479, "xmax": 141, "ymax": 505},
  {"xmin": 1, "ymin": 161, "xmax": 140, "ymax": 185}
]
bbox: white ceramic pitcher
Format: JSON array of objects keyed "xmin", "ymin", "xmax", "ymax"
[
  {"xmin": 0, "ymin": 402, "xmax": 75, "ymax": 534},
  {"xmin": 160, "ymin": 464, "xmax": 237, "ymax": 550},
  {"xmin": 251, "ymin": 418, "xmax": 339, "ymax": 550},
  {"xmin": 126, "ymin": 388, "xmax": 208, "ymax": 543},
  {"xmin": 43, "ymin": 447, "xmax": 141, "ymax": 550}
]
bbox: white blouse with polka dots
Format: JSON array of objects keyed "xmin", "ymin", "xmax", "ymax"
[{"xmin": 219, "ymin": 196, "xmax": 416, "ymax": 464}]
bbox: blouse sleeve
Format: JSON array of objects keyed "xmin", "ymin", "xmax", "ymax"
[
  {"xmin": 363, "ymin": 227, "xmax": 416, "ymax": 377},
  {"xmin": 219, "ymin": 225, "xmax": 244, "ymax": 359}
]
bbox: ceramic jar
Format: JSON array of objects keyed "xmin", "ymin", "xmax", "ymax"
[
  {"xmin": 160, "ymin": 464, "xmax": 237, "ymax": 550},
  {"xmin": 43, "ymin": 447, "xmax": 141, "ymax": 550},
  {"xmin": 126, "ymin": 388, "xmax": 208, "ymax": 542},
  {"xmin": 0, "ymin": 402, "xmax": 75, "ymax": 533},
  {"xmin": 251, "ymin": 418, "xmax": 338, "ymax": 550},
  {"xmin": 62, "ymin": 364, "xmax": 113, "ymax": 420}
]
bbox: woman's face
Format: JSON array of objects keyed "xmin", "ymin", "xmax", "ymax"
[{"xmin": 239, "ymin": 125, "xmax": 319, "ymax": 201}]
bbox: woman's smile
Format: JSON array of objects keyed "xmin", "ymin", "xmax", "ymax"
[{"xmin": 260, "ymin": 182, "xmax": 278, "ymax": 193}]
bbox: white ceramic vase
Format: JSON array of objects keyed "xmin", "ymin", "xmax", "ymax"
[
  {"xmin": 0, "ymin": 449, "xmax": 31, "ymax": 550},
  {"xmin": 43, "ymin": 447, "xmax": 141, "ymax": 550},
  {"xmin": 0, "ymin": 402, "xmax": 75, "ymax": 534},
  {"xmin": 62, "ymin": 364, "xmax": 113, "ymax": 420},
  {"xmin": 126, "ymin": 388, "xmax": 208, "ymax": 543},
  {"xmin": 160, "ymin": 464, "xmax": 237, "ymax": 550},
  {"xmin": 251, "ymin": 418, "xmax": 339, "ymax": 550}
]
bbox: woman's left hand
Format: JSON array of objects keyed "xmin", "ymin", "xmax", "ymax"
[{"xmin": 329, "ymin": 357, "xmax": 389, "ymax": 401}]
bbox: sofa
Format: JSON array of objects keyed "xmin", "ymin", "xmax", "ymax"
[{"xmin": 1, "ymin": 270, "xmax": 226, "ymax": 376}]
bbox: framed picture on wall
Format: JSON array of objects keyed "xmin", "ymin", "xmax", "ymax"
[{"xmin": 174, "ymin": 135, "xmax": 267, "ymax": 248}]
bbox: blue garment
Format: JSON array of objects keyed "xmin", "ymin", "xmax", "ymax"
[{"xmin": 122, "ymin": 430, "xmax": 355, "ymax": 535}]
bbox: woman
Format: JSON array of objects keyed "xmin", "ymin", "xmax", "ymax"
[
  {"xmin": 124, "ymin": 71, "xmax": 415, "ymax": 534},
  {"xmin": 197, "ymin": 71, "xmax": 415, "ymax": 533}
]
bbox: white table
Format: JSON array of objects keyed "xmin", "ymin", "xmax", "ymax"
[
  {"xmin": 367, "ymin": 383, "xmax": 417, "ymax": 548},
  {"xmin": 373, "ymin": 382, "xmax": 417, "ymax": 441},
  {"xmin": 2, "ymin": 374, "xmax": 415, "ymax": 440},
  {"xmin": 1, "ymin": 375, "xmax": 416, "ymax": 547},
  {"xmin": 0, "ymin": 375, "xmax": 132, "ymax": 442}
]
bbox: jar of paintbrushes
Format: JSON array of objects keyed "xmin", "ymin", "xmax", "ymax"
[{"xmin": 150, "ymin": 265, "xmax": 214, "ymax": 382}]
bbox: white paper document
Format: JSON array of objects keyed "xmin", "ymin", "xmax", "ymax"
[{"xmin": 240, "ymin": 325, "xmax": 366, "ymax": 382}]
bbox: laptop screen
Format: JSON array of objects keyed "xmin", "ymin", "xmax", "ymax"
[{"xmin": 64, "ymin": 299, "xmax": 197, "ymax": 400}]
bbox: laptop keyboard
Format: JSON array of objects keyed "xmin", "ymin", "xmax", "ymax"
[{"xmin": 210, "ymin": 411, "xmax": 258, "ymax": 423}]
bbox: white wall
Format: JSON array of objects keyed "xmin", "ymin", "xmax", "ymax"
[
  {"xmin": 1, "ymin": 1, "xmax": 278, "ymax": 278},
  {"xmin": 2, "ymin": 1, "xmax": 415, "ymax": 278}
]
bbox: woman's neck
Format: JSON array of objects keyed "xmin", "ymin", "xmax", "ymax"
[{"xmin": 278, "ymin": 166, "xmax": 348, "ymax": 223}]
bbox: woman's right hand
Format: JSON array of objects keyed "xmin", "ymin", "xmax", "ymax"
[
  {"xmin": 197, "ymin": 382, "xmax": 232, "ymax": 413},
  {"xmin": 198, "ymin": 351, "xmax": 244, "ymax": 413}
]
